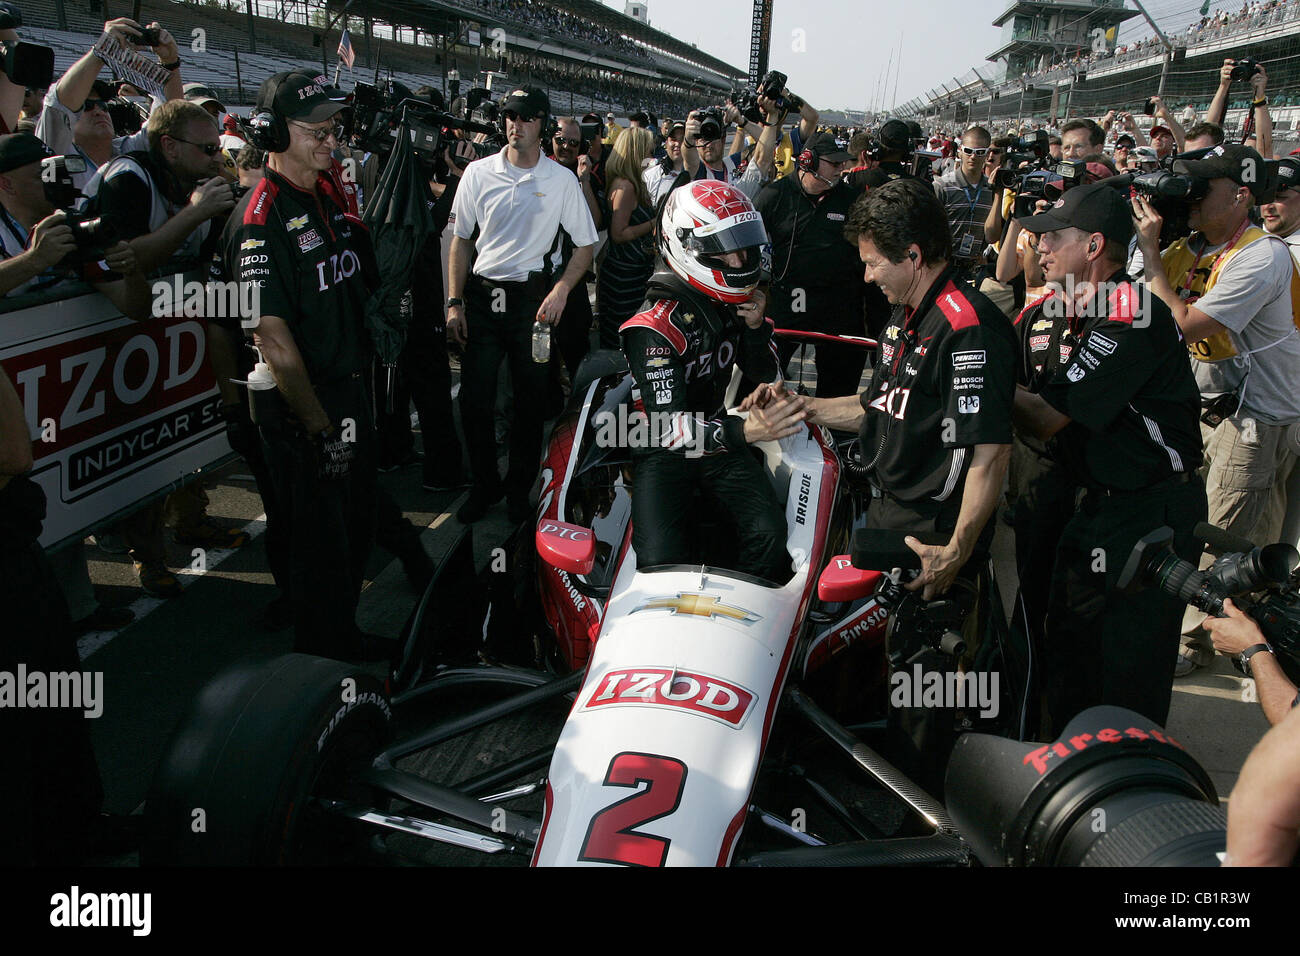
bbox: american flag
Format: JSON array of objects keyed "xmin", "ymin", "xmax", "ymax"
[{"xmin": 337, "ymin": 29, "xmax": 356, "ymax": 69}]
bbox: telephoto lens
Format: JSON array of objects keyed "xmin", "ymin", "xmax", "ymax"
[{"xmin": 945, "ymin": 706, "xmax": 1225, "ymax": 866}]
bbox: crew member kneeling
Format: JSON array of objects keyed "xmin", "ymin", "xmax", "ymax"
[{"xmin": 621, "ymin": 180, "xmax": 804, "ymax": 583}]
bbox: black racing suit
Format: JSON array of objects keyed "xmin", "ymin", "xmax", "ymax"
[{"xmin": 619, "ymin": 268, "xmax": 790, "ymax": 582}]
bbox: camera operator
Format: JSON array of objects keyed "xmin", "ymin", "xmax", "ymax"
[
  {"xmin": 81, "ymin": 99, "xmax": 237, "ymax": 278},
  {"xmin": 1262, "ymin": 157, "xmax": 1300, "ymax": 261},
  {"xmin": 0, "ymin": 133, "xmax": 147, "ymax": 312},
  {"xmin": 1112, "ymin": 133, "xmax": 1136, "ymax": 170},
  {"xmin": 1134, "ymin": 145, "xmax": 1300, "ymax": 674},
  {"xmin": 36, "ymin": 18, "xmax": 184, "ymax": 191},
  {"xmin": 1203, "ymin": 598, "xmax": 1298, "ymax": 725},
  {"xmin": 848, "ymin": 119, "xmax": 914, "ymax": 191},
  {"xmin": 1101, "ymin": 110, "xmax": 1146, "ymax": 151},
  {"xmin": 1013, "ymin": 182, "xmax": 1206, "ymax": 730},
  {"xmin": 214, "ymin": 69, "xmax": 383, "ymax": 661},
  {"xmin": 644, "ymin": 118, "xmax": 685, "ymax": 206},
  {"xmin": 754, "ymin": 130, "xmax": 868, "ymax": 397},
  {"xmin": 1060, "ymin": 119, "xmax": 1105, "ymax": 161},
  {"xmin": 446, "ymin": 86, "xmax": 599, "ymax": 525},
  {"xmin": 1207, "ymin": 58, "xmax": 1272, "ymax": 160},
  {"xmin": 933, "ymin": 125, "xmax": 997, "ymax": 279},
  {"xmin": 1183, "ymin": 121, "xmax": 1224, "ymax": 152}
]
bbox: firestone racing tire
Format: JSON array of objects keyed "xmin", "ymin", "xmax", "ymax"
[{"xmin": 142, "ymin": 653, "xmax": 394, "ymax": 865}]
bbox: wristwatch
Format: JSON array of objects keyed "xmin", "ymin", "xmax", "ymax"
[
  {"xmin": 160, "ymin": 57, "xmax": 181, "ymax": 71},
  {"xmin": 445, "ymin": 297, "xmax": 464, "ymax": 309},
  {"xmin": 1239, "ymin": 642, "xmax": 1273, "ymax": 677}
]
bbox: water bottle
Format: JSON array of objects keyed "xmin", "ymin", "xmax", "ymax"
[{"xmin": 532, "ymin": 318, "xmax": 551, "ymax": 363}]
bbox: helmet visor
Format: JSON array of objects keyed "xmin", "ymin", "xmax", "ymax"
[{"xmin": 687, "ymin": 213, "xmax": 769, "ymax": 256}]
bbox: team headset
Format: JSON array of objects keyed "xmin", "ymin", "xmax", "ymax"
[
  {"xmin": 247, "ymin": 71, "xmax": 296, "ymax": 154},
  {"xmin": 796, "ymin": 147, "xmax": 835, "ymax": 187}
]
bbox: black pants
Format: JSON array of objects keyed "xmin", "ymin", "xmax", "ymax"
[
  {"xmin": 460, "ymin": 278, "xmax": 551, "ymax": 505},
  {"xmin": 1011, "ymin": 445, "xmax": 1077, "ymax": 659},
  {"xmin": 771, "ymin": 297, "xmax": 868, "ymax": 399},
  {"xmin": 257, "ymin": 380, "xmax": 377, "ymax": 659},
  {"xmin": 555, "ymin": 280, "xmax": 593, "ymax": 380},
  {"xmin": 631, "ymin": 448, "xmax": 790, "ymax": 583},
  {"xmin": 1, "ymin": 529, "xmax": 103, "ymax": 865},
  {"xmin": 1043, "ymin": 477, "xmax": 1207, "ymax": 733}
]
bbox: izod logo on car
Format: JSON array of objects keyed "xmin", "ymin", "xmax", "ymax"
[{"xmin": 582, "ymin": 667, "xmax": 757, "ymax": 728}]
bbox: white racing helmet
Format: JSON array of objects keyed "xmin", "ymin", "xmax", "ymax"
[{"xmin": 659, "ymin": 179, "xmax": 768, "ymax": 304}]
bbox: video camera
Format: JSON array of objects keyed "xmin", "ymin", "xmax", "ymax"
[
  {"xmin": 40, "ymin": 155, "xmax": 119, "ymax": 266},
  {"xmin": 0, "ymin": 3, "xmax": 55, "ymax": 89},
  {"xmin": 348, "ymin": 79, "xmax": 503, "ymax": 164},
  {"xmin": 1118, "ymin": 521, "xmax": 1300, "ymax": 682}
]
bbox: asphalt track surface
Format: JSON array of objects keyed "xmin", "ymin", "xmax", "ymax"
[{"xmin": 72, "ymin": 347, "xmax": 1268, "ymax": 866}]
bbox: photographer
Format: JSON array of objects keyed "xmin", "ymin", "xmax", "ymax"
[
  {"xmin": 754, "ymin": 131, "xmax": 868, "ymax": 397},
  {"xmin": 81, "ymin": 99, "xmax": 236, "ymax": 278},
  {"xmin": 682, "ymin": 101, "xmax": 778, "ymax": 199},
  {"xmin": 1014, "ymin": 182, "xmax": 1206, "ymax": 731},
  {"xmin": 0, "ymin": 133, "xmax": 147, "ymax": 312},
  {"xmin": 644, "ymin": 118, "xmax": 685, "ymax": 206},
  {"xmin": 852, "ymin": 119, "xmax": 914, "ymax": 190},
  {"xmin": 1183, "ymin": 121, "xmax": 1224, "ymax": 152},
  {"xmin": 1207, "ymin": 58, "xmax": 1272, "ymax": 160},
  {"xmin": 1134, "ymin": 145, "xmax": 1300, "ymax": 674},
  {"xmin": 36, "ymin": 18, "xmax": 184, "ymax": 190},
  {"xmin": 933, "ymin": 125, "xmax": 996, "ymax": 278},
  {"xmin": 1059, "ymin": 118, "xmax": 1105, "ymax": 161}
]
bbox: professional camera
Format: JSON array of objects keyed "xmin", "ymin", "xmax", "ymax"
[
  {"xmin": 947, "ymin": 705, "xmax": 1226, "ymax": 866},
  {"xmin": 349, "ymin": 79, "xmax": 502, "ymax": 163},
  {"xmin": 1118, "ymin": 521, "xmax": 1300, "ymax": 682},
  {"xmin": 1230, "ymin": 57, "xmax": 1261, "ymax": 82},
  {"xmin": 1130, "ymin": 169, "xmax": 1209, "ymax": 202},
  {"xmin": 733, "ymin": 88, "xmax": 764, "ymax": 125},
  {"xmin": 0, "ymin": 38, "xmax": 53, "ymax": 89},
  {"xmin": 105, "ymin": 95, "xmax": 149, "ymax": 136},
  {"xmin": 691, "ymin": 106, "xmax": 726, "ymax": 143},
  {"xmin": 40, "ymin": 155, "xmax": 119, "ymax": 266}
]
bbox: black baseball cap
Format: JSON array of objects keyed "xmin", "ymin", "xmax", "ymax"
[
  {"xmin": 1019, "ymin": 180, "xmax": 1134, "ymax": 248},
  {"xmin": 878, "ymin": 119, "xmax": 910, "ymax": 152},
  {"xmin": 1275, "ymin": 157, "xmax": 1300, "ymax": 193},
  {"xmin": 0, "ymin": 132, "xmax": 53, "ymax": 173},
  {"xmin": 1172, "ymin": 143, "xmax": 1269, "ymax": 199},
  {"xmin": 1115, "ymin": 133, "xmax": 1135, "ymax": 148},
  {"xmin": 259, "ymin": 69, "xmax": 347, "ymax": 123},
  {"xmin": 806, "ymin": 130, "xmax": 852, "ymax": 164},
  {"xmin": 500, "ymin": 86, "xmax": 550, "ymax": 121}
]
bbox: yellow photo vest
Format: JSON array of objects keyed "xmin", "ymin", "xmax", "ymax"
[{"xmin": 1161, "ymin": 226, "xmax": 1300, "ymax": 363}]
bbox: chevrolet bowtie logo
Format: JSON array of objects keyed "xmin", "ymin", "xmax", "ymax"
[{"xmin": 632, "ymin": 593, "xmax": 761, "ymax": 625}]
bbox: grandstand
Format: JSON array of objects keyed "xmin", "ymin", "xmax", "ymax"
[
  {"xmin": 25, "ymin": 0, "xmax": 745, "ymax": 117},
  {"xmin": 895, "ymin": 0, "xmax": 1300, "ymax": 143}
]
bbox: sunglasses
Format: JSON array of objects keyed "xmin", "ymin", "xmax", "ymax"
[
  {"xmin": 167, "ymin": 136, "xmax": 221, "ymax": 155},
  {"xmin": 290, "ymin": 120, "xmax": 345, "ymax": 144},
  {"xmin": 503, "ymin": 110, "xmax": 540, "ymax": 123},
  {"xmin": 553, "ymin": 135, "xmax": 580, "ymax": 147},
  {"xmin": 961, "ymin": 146, "xmax": 988, "ymax": 156},
  {"xmin": 81, "ymin": 99, "xmax": 108, "ymax": 114}
]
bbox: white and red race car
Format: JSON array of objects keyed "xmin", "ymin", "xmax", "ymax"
[{"xmin": 143, "ymin": 348, "xmax": 1226, "ymax": 867}]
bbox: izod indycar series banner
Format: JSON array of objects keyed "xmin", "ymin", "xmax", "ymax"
[{"xmin": 0, "ymin": 289, "xmax": 232, "ymax": 550}]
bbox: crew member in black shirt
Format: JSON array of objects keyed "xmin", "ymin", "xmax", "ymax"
[
  {"xmin": 218, "ymin": 70, "xmax": 382, "ymax": 661},
  {"xmin": 849, "ymin": 119, "xmax": 914, "ymax": 191},
  {"xmin": 755, "ymin": 130, "xmax": 868, "ymax": 397},
  {"xmin": 797, "ymin": 178, "xmax": 1016, "ymax": 594},
  {"xmin": 1015, "ymin": 182, "xmax": 1206, "ymax": 730}
]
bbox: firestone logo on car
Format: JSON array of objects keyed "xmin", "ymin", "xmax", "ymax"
[{"xmin": 582, "ymin": 667, "xmax": 757, "ymax": 728}]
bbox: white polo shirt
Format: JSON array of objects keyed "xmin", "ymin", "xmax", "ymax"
[{"xmin": 450, "ymin": 148, "xmax": 598, "ymax": 282}]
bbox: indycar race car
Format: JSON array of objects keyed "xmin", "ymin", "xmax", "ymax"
[{"xmin": 142, "ymin": 340, "xmax": 1229, "ymax": 867}]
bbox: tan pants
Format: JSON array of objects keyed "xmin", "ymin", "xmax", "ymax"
[{"xmin": 1182, "ymin": 414, "xmax": 1298, "ymax": 641}]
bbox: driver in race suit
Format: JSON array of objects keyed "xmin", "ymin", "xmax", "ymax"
[{"xmin": 620, "ymin": 180, "xmax": 807, "ymax": 583}]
